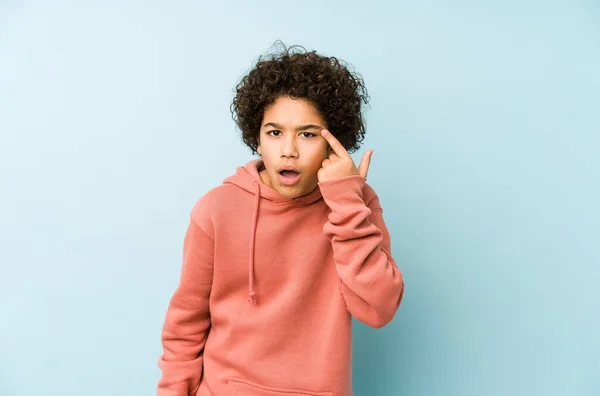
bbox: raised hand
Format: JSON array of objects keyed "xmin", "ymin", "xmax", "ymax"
[{"xmin": 317, "ymin": 129, "xmax": 373, "ymax": 183}]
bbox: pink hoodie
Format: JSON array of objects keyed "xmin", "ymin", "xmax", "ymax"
[{"xmin": 158, "ymin": 159, "xmax": 404, "ymax": 396}]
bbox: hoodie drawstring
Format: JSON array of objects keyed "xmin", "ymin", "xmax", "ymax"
[{"xmin": 248, "ymin": 180, "xmax": 261, "ymax": 304}]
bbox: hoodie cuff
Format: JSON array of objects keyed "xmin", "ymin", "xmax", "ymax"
[{"xmin": 318, "ymin": 175, "xmax": 367, "ymax": 217}]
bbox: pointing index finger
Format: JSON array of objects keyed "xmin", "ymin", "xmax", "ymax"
[{"xmin": 321, "ymin": 129, "xmax": 350, "ymax": 158}]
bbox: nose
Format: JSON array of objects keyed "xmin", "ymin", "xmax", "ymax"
[{"xmin": 280, "ymin": 135, "xmax": 298, "ymax": 158}]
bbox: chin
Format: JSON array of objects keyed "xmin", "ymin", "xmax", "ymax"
[
  {"xmin": 281, "ymin": 184, "xmax": 317, "ymax": 199},
  {"xmin": 276, "ymin": 187, "xmax": 300, "ymax": 199}
]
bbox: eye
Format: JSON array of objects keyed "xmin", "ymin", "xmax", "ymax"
[
  {"xmin": 301, "ymin": 132, "xmax": 316, "ymax": 138},
  {"xmin": 268, "ymin": 130, "xmax": 282, "ymax": 137}
]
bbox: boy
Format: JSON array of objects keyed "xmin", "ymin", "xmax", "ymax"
[{"xmin": 157, "ymin": 43, "xmax": 404, "ymax": 396}]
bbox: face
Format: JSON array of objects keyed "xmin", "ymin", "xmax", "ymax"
[{"xmin": 256, "ymin": 96, "xmax": 330, "ymax": 199}]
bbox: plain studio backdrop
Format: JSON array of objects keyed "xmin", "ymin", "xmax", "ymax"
[{"xmin": 1, "ymin": 1, "xmax": 599, "ymax": 395}]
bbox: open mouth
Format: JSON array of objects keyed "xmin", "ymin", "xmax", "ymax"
[
  {"xmin": 278, "ymin": 169, "xmax": 301, "ymax": 186},
  {"xmin": 279, "ymin": 170, "xmax": 299, "ymax": 177}
]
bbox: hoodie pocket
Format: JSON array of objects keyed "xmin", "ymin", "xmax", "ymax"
[{"xmin": 223, "ymin": 378, "xmax": 334, "ymax": 396}]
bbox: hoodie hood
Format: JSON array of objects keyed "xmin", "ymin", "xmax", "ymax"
[
  {"xmin": 222, "ymin": 159, "xmax": 323, "ymax": 304},
  {"xmin": 223, "ymin": 159, "xmax": 323, "ymax": 204}
]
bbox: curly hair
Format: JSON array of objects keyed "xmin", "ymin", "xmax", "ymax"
[{"xmin": 231, "ymin": 41, "xmax": 370, "ymax": 154}]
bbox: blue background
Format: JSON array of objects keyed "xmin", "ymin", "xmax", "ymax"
[{"xmin": 1, "ymin": 1, "xmax": 599, "ymax": 395}]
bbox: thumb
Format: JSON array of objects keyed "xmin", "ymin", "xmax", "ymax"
[{"xmin": 358, "ymin": 150, "xmax": 373, "ymax": 178}]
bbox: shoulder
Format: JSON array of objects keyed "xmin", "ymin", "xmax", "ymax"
[
  {"xmin": 189, "ymin": 184, "xmax": 242, "ymax": 233},
  {"xmin": 192, "ymin": 184, "xmax": 238, "ymax": 210}
]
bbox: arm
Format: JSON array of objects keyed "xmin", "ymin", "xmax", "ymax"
[
  {"xmin": 319, "ymin": 175, "xmax": 404, "ymax": 328},
  {"xmin": 157, "ymin": 205, "xmax": 214, "ymax": 396}
]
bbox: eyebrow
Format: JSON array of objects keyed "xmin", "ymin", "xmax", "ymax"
[{"xmin": 262, "ymin": 122, "xmax": 324, "ymax": 131}]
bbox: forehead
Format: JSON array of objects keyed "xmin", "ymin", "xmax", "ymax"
[{"xmin": 262, "ymin": 96, "xmax": 326, "ymax": 127}]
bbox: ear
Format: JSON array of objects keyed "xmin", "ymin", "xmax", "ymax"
[{"xmin": 257, "ymin": 144, "xmax": 262, "ymax": 156}]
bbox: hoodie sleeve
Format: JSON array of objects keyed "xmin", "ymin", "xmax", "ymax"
[
  {"xmin": 157, "ymin": 200, "xmax": 214, "ymax": 396},
  {"xmin": 318, "ymin": 175, "xmax": 404, "ymax": 328}
]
